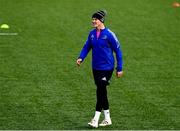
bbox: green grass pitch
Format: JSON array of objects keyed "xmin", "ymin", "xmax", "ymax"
[{"xmin": 0, "ymin": 0, "xmax": 180, "ymax": 129}]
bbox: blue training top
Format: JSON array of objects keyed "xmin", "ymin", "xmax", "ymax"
[{"xmin": 79, "ymin": 27, "xmax": 123, "ymax": 71}]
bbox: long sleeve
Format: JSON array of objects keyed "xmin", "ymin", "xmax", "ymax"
[
  {"xmin": 79, "ymin": 34, "xmax": 92, "ymax": 61},
  {"xmin": 109, "ymin": 32, "xmax": 123, "ymax": 71}
]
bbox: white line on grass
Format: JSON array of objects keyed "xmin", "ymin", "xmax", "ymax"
[{"xmin": 0, "ymin": 33, "xmax": 18, "ymax": 36}]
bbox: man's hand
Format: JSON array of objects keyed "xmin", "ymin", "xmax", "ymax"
[
  {"xmin": 76, "ymin": 58, "xmax": 82, "ymax": 66},
  {"xmin": 116, "ymin": 71, "xmax": 123, "ymax": 78}
]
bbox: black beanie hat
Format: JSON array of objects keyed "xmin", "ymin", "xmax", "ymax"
[{"xmin": 92, "ymin": 10, "xmax": 107, "ymax": 23}]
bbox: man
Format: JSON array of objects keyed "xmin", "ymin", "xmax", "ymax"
[{"xmin": 76, "ymin": 10, "xmax": 123, "ymax": 128}]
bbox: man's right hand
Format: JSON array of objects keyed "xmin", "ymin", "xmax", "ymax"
[{"xmin": 76, "ymin": 58, "xmax": 82, "ymax": 66}]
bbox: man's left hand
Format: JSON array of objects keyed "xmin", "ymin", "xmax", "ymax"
[{"xmin": 116, "ymin": 71, "xmax": 123, "ymax": 78}]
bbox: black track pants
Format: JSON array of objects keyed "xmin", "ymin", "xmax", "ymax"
[{"xmin": 93, "ymin": 69, "xmax": 113, "ymax": 112}]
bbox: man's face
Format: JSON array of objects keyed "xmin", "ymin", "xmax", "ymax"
[{"xmin": 92, "ymin": 18, "xmax": 102, "ymax": 28}]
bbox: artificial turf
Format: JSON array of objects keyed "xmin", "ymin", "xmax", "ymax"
[{"xmin": 0, "ymin": 0, "xmax": 180, "ymax": 129}]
